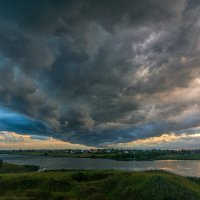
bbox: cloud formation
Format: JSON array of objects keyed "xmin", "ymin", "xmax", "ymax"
[
  {"xmin": 0, "ymin": 0, "xmax": 200, "ymax": 147},
  {"xmin": 0, "ymin": 131, "xmax": 91, "ymax": 149}
]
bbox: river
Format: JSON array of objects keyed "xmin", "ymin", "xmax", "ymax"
[{"xmin": 0, "ymin": 154, "xmax": 199, "ymax": 177}]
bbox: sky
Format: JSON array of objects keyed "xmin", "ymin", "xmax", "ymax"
[{"xmin": 0, "ymin": 0, "xmax": 200, "ymax": 149}]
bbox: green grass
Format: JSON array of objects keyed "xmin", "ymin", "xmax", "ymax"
[
  {"xmin": 156, "ymin": 154, "xmax": 200, "ymax": 160},
  {"xmin": 0, "ymin": 170, "xmax": 199, "ymax": 200},
  {"xmin": 4, "ymin": 150, "xmax": 200, "ymax": 161},
  {"xmin": 5, "ymin": 151, "xmax": 116, "ymax": 159},
  {"xmin": 0, "ymin": 162, "xmax": 39, "ymax": 173}
]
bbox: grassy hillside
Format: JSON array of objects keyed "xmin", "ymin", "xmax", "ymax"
[
  {"xmin": 0, "ymin": 170, "xmax": 199, "ymax": 200},
  {"xmin": 0, "ymin": 162, "xmax": 39, "ymax": 173}
]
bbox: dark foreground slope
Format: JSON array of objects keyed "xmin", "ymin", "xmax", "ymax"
[
  {"xmin": 0, "ymin": 162, "xmax": 39, "ymax": 173},
  {"xmin": 0, "ymin": 170, "xmax": 200, "ymax": 200}
]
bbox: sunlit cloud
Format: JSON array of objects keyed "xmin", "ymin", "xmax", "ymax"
[
  {"xmin": 0, "ymin": 131, "xmax": 92, "ymax": 149},
  {"xmin": 108, "ymin": 131, "xmax": 200, "ymax": 149}
]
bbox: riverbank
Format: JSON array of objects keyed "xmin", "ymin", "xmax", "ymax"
[
  {"xmin": 0, "ymin": 169, "xmax": 200, "ymax": 200},
  {"xmin": 0, "ymin": 161, "xmax": 39, "ymax": 173},
  {"xmin": 1, "ymin": 149, "xmax": 200, "ymax": 161}
]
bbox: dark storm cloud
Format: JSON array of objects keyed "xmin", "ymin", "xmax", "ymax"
[
  {"xmin": 0, "ymin": 0, "xmax": 200, "ymax": 146},
  {"xmin": 0, "ymin": 108, "xmax": 52, "ymax": 136}
]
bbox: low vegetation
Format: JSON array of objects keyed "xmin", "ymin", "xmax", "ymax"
[
  {"xmin": 0, "ymin": 169, "xmax": 200, "ymax": 200},
  {"xmin": 0, "ymin": 159, "xmax": 39, "ymax": 173},
  {"xmin": 2, "ymin": 149, "xmax": 200, "ymax": 161}
]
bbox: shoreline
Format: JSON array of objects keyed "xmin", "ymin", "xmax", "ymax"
[
  {"xmin": 1, "ymin": 151, "xmax": 200, "ymax": 161},
  {"xmin": 1, "ymin": 154, "xmax": 200, "ymax": 177}
]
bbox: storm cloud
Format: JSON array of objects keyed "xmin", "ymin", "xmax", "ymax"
[{"xmin": 0, "ymin": 0, "xmax": 200, "ymax": 146}]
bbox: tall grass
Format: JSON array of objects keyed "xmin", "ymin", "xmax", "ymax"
[{"xmin": 0, "ymin": 170, "xmax": 199, "ymax": 200}]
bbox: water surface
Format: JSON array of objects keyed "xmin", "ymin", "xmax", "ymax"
[{"xmin": 0, "ymin": 154, "xmax": 199, "ymax": 177}]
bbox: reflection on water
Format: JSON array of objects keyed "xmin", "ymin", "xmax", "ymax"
[{"xmin": 0, "ymin": 154, "xmax": 199, "ymax": 177}]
